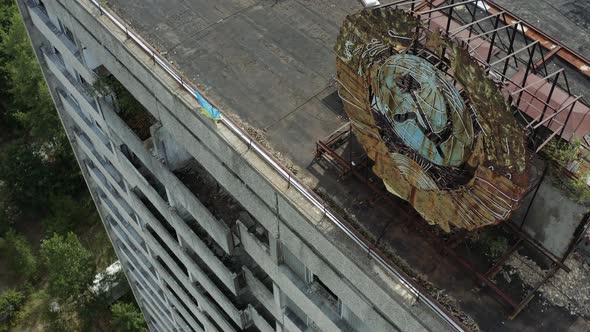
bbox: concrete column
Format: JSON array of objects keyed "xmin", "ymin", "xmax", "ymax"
[
  {"xmin": 270, "ymin": 236, "xmax": 280, "ymax": 265},
  {"xmin": 272, "ymin": 282, "xmax": 283, "ymax": 326},
  {"xmin": 152, "ymin": 123, "xmax": 192, "ymax": 171}
]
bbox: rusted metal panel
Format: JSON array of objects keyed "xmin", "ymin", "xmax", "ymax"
[
  {"xmin": 334, "ymin": 7, "xmax": 530, "ymax": 231},
  {"xmin": 481, "ymin": 1, "xmax": 590, "ymax": 78}
]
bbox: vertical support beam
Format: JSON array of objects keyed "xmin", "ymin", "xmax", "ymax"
[
  {"xmin": 559, "ymin": 100, "xmax": 577, "ymax": 139},
  {"xmin": 439, "ymin": 0, "xmax": 454, "ymax": 70},
  {"xmin": 413, "ymin": 14, "xmax": 421, "ymax": 56},
  {"xmin": 270, "ymin": 236, "xmax": 280, "ymax": 264},
  {"xmin": 515, "ymin": 42, "xmax": 537, "ymax": 110},
  {"xmin": 519, "ymin": 164, "xmax": 548, "ymax": 229},
  {"xmin": 272, "ymin": 282, "xmax": 283, "ymax": 326},
  {"xmin": 533, "ymin": 71, "xmax": 560, "ymax": 141},
  {"xmin": 445, "ymin": 0, "xmax": 455, "ymax": 35},
  {"xmin": 501, "ymin": 22, "xmax": 519, "ymax": 80},
  {"xmin": 467, "ymin": 1, "xmax": 478, "ymax": 39},
  {"xmin": 536, "ymin": 44, "xmax": 549, "ymax": 76},
  {"xmin": 486, "ymin": 14, "xmax": 501, "ymax": 63},
  {"xmin": 563, "ymin": 70, "xmax": 572, "ymax": 94}
]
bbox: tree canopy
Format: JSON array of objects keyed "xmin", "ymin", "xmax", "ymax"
[
  {"xmin": 0, "ymin": 2, "xmax": 60, "ymax": 141},
  {"xmin": 111, "ymin": 302, "xmax": 148, "ymax": 332},
  {"xmin": 0, "ymin": 289, "xmax": 25, "ymax": 332},
  {"xmin": 0, "ymin": 2, "xmax": 132, "ymax": 330},
  {"xmin": 4, "ymin": 229, "xmax": 37, "ymax": 282},
  {"xmin": 40, "ymin": 232, "xmax": 95, "ymax": 301}
]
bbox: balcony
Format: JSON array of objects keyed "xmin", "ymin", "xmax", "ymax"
[
  {"xmin": 26, "ymin": 0, "xmax": 93, "ymax": 83},
  {"xmin": 76, "ymin": 131, "xmax": 125, "ymax": 191},
  {"xmin": 177, "ymin": 209, "xmax": 241, "ymax": 275},
  {"xmin": 174, "ymin": 158, "xmax": 244, "ymax": 229},
  {"xmin": 46, "ymin": 51, "xmax": 113, "ymax": 154},
  {"xmin": 282, "ymin": 269, "xmax": 354, "ymax": 332},
  {"xmin": 93, "ymin": 75, "xmax": 156, "ymax": 141},
  {"xmin": 247, "ymin": 304, "xmax": 275, "ymax": 332},
  {"xmin": 131, "ymin": 192, "xmax": 249, "ymax": 330},
  {"xmin": 101, "ymin": 103, "xmax": 235, "ymax": 254},
  {"xmin": 284, "ymin": 306, "xmax": 311, "ymax": 332},
  {"xmin": 145, "ymin": 231, "xmax": 240, "ymax": 332},
  {"xmin": 243, "ymin": 266, "xmax": 277, "ymax": 327},
  {"xmin": 121, "ymin": 145, "xmax": 168, "ymax": 203}
]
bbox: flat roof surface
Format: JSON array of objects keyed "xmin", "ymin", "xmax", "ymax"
[
  {"xmin": 110, "ymin": 0, "xmax": 357, "ymax": 167},
  {"xmin": 107, "ymin": 0, "xmax": 589, "ymax": 330},
  {"xmin": 494, "ymin": 0, "xmax": 590, "ymax": 59}
]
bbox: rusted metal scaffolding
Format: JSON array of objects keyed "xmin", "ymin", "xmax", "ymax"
[
  {"xmin": 403, "ymin": 0, "xmax": 590, "ymax": 151},
  {"xmin": 324, "ymin": 0, "xmax": 590, "ymax": 319},
  {"xmin": 315, "ymin": 124, "xmax": 589, "ymax": 319}
]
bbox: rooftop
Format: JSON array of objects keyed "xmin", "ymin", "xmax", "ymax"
[{"xmin": 104, "ymin": 0, "xmax": 590, "ymax": 330}]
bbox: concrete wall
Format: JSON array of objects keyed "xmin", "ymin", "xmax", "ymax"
[
  {"xmin": 151, "ymin": 125, "xmax": 193, "ymax": 171},
  {"xmin": 514, "ymin": 173, "xmax": 588, "ymax": 257},
  {"xmin": 19, "ymin": 0, "xmax": 455, "ymax": 331}
]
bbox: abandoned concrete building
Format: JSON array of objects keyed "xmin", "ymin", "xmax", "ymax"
[{"xmin": 16, "ymin": 0, "xmax": 590, "ymax": 331}]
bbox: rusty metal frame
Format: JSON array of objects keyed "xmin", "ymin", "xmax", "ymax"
[
  {"xmin": 315, "ymin": 124, "xmax": 584, "ymax": 319},
  {"xmin": 384, "ymin": 0, "xmax": 590, "ymax": 149},
  {"xmin": 345, "ymin": 0, "xmax": 590, "ymax": 321}
]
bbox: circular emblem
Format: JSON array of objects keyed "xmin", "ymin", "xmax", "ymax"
[{"xmin": 373, "ymin": 54, "xmax": 474, "ymax": 167}]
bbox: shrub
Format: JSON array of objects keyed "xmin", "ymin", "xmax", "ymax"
[
  {"xmin": 4, "ymin": 229, "xmax": 37, "ymax": 281},
  {"xmin": 40, "ymin": 232, "xmax": 95, "ymax": 301},
  {"xmin": 111, "ymin": 302, "xmax": 147, "ymax": 332},
  {"xmin": 0, "ymin": 289, "xmax": 25, "ymax": 331}
]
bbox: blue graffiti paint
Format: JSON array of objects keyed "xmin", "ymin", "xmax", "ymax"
[
  {"xmin": 373, "ymin": 54, "xmax": 474, "ymax": 166},
  {"xmin": 194, "ymin": 89, "xmax": 221, "ymax": 120}
]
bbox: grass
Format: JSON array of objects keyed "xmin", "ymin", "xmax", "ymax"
[
  {"xmin": 0, "ymin": 237, "xmax": 21, "ymax": 294},
  {"xmin": 12, "ymin": 289, "xmax": 50, "ymax": 332}
]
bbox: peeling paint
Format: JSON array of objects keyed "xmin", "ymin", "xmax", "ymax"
[{"xmin": 334, "ymin": 7, "xmax": 530, "ymax": 231}]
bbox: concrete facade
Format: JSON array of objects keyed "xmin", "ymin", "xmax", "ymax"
[{"xmin": 17, "ymin": 0, "xmax": 457, "ymax": 331}]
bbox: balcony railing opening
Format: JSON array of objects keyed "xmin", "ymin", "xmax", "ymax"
[
  {"xmin": 37, "ymin": 0, "xmax": 47, "ymax": 15},
  {"xmin": 183, "ymin": 242, "xmax": 239, "ymax": 293},
  {"xmin": 310, "ymin": 275, "xmax": 340, "ymax": 318},
  {"xmin": 175, "ymin": 204, "xmax": 242, "ymax": 274},
  {"xmin": 284, "ymin": 304, "xmax": 308, "ymax": 331},
  {"xmin": 148, "ymin": 225, "xmax": 187, "ymax": 277},
  {"xmin": 252, "ymin": 303, "xmax": 275, "ymax": 331},
  {"xmin": 134, "ymin": 188, "xmax": 176, "ymax": 240},
  {"xmin": 239, "ymin": 212, "xmax": 270, "ymax": 249},
  {"xmin": 248, "ymin": 263, "xmax": 273, "ymax": 294},
  {"xmin": 165, "ymin": 283, "xmax": 205, "ymax": 330},
  {"xmin": 92, "ymin": 74, "xmax": 155, "ymax": 141},
  {"xmin": 204, "ymin": 311, "xmax": 229, "ymax": 332},
  {"xmin": 121, "ymin": 144, "xmax": 169, "ymax": 202},
  {"xmin": 173, "ymin": 158, "xmax": 247, "ymax": 228}
]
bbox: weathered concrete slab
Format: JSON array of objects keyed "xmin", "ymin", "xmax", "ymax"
[{"xmin": 493, "ymin": 0, "xmax": 590, "ymax": 59}]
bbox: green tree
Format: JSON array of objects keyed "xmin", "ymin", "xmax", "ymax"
[
  {"xmin": 78, "ymin": 267, "xmax": 126, "ymax": 330},
  {"xmin": 0, "ymin": 289, "xmax": 25, "ymax": 331},
  {"xmin": 0, "ymin": 140, "xmax": 50, "ymax": 210},
  {"xmin": 4, "ymin": 229, "xmax": 37, "ymax": 281},
  {"xmin": 43, "ymin": 195, "xmax": 95, "ymax": 236},
  {"xmin": 0, "ymin": 0, "xmax": 16, "ymax": 101},
  {"xmin": 0, "ymin": 186, "xmax": 19, "ymax": 236},
  {"xmin": 111, "ymin": 302, "xmax": 147, "ymax": 332},
  {"xmin": 40, "ymin": 232, "xmax": 95, "ymax": 301},
  {"xmin": 0, "ymin": 5, "xmax": 60, "ymax": 142},
  {"xmin": 0, "ymin": 140, "xmax": 84, "ymax": 212}
]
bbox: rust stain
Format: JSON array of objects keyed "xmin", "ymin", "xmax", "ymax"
[{"xmin": 334, "ymin": 7, "xmax": 530, "ymax": 231}]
